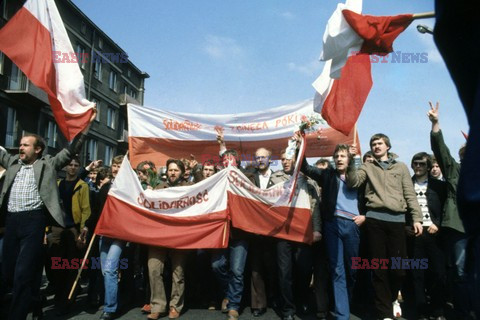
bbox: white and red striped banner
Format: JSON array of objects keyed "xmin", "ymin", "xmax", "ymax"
[
  {"xmin": 0, "ymin": 0, "xmax": 94, "ymax": 141},
  {"xmin": 128, "ymin": 100, "xmax": 359, "ymax": 168},
  {"xmin": 95, "ymin": 157, "xmax": 313, "ymax": 248}
]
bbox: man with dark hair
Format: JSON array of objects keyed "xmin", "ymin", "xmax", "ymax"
[
  {"xmin": 315, "ymin": 158, "xmax": 331, "ymax": 169},
  {"xmin": 410, "ymin": 152, "xmax": 447, "ymax": 320},
  {"xmin": 213, "ymin": 132, "xmax": 250, "ymax": 320},
  {"xmin": 47, "ymin": 156, "xmax": 91, "ymax": 314},
  {"xmin": 300, "ymin": 142, "xmax": 362, "ymax": 320},
  {"xmin": 428, "ymin": 102, "xmax": 473, "ymax": 319},
  {"xmin": 362, "ymin": 151, "xmax": 374, "ymax": 164},
  {"xmin": 430, "ymin": 156, "xmax": 443, "ymax": 181},
  {"xmin": 0, "ymin": 110, "xmax": 96, "ymax": 320},
  {"xmin": 346, "ymin": 133, "xmax": 423, "ymax": 320},
  {"xmin": 148, "ymin": 159, "xmax": 191, "ymax": 320}
]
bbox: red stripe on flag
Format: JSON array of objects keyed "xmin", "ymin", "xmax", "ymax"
[
  {"xmin": 321, "ymin": 54, "xmax": 372, "ymax": 136},
  {"xmin": 95, "ymin": 195, "xmax": 229, "ymax": 249},
  {"xmin": 342, "ymin": 10, "xmax": 413, "ymax": 55},
  {"xmin": 227, "ymin": 192, "xmax": 313, "ymax": 244},
  {"xmin": 129, "ymin": 129, "xmax": 358, "ymax": 169},
  {"xmin": 0, "ymin": 7, "xmax": 93, "ymax": 140}
]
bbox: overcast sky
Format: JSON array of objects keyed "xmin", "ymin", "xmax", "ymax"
[{"xmin": 72, "ymin": 0, "xmax": 468, "ymax": 168}]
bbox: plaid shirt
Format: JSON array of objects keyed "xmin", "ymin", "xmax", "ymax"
[{"xmin": 7, "ymin": 160, "xmax": 43, "ymax": 212}]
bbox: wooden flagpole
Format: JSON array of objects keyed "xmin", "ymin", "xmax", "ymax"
[
  {"xmin": 68, "ymin": 233, "xmax": 97, "ymax": 300},
  {"xmin": 222, "ymin": 221, "xmax": 228, "ymax": 247},
  {"xmin": 353, "ymin": 123, "xmax": 357, "ymax": 147},
  {"xmin": 412, "ymin": 11, "xmax": 435, "ymax": 20}
]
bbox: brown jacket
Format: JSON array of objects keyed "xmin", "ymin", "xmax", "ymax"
[{"xmin": 346, "ymin": 155, "xmax": 422, "ymax": 223}]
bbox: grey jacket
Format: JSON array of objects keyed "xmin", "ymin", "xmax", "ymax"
[{"xmin": 0, "ymin": 134, "xmax": 87, "ymax": 227}]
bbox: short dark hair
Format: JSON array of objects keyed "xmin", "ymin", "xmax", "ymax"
[
  {"xmin": 411, "ymin": 152, "xmax": 432, "ymax": 169},
  {"xmin": 166, "ymin": 159, "xmax": 185, "ymax": 175},
  {"xmin": 369, "ymin": 133, "xmax": 391, "ymax": 150},
  {"xmin": 203, "ymin": 159, "xmax": 217, "ymax": 171},
  {"xmin": 69, "ymin": 156, "xmax": 81, "ymax": 166},
  {"xmin": 23, "ymin": 133, "xmax": 46, "ymax": 157},
  {"xmin": 315, "ymin": 158, "xmax": 331, "ymax": 169},
  {"xmin": 362, "ymin": 151, "xmax": 374, "ymax": 162},
  {"xmin": 136, "ymin": 160, "xmax": 156, "ymax": 174}
]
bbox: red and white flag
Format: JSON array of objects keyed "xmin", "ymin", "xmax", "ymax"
[
  {"xmin": 95, "ymin": 157, "xmax": 313, "ymax": 248},
  {"xmin": 127, "ymin": 100, "xmax": 358, "ymax": 168},
  {"xmin": 0, "ymin": 0, "xmax": 94, "ymax": 141},
  {"xmin": 313, "ymin": 0, "xmax": 412, "ymax": 135}
]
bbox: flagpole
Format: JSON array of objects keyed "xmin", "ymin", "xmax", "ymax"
[
  {"xmin": 353, "ymin": 123, "xmax": 357, "ymax": 147},
  {"xmin": 412, "ymin": 11, "xmax": 435, "ymax": 20},
  {"xmin": 222, "ymin": 221, "xmax": 228, "ymax": 247},
  {"xmin": 68, "ymin": 233, "xmax": 97, "ymax": 300}
]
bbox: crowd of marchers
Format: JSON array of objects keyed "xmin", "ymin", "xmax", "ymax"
[{"xmin": 0, "ymin": 103, "xmax": 478, "ymax": 320}]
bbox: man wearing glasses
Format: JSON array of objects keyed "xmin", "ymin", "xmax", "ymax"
[{"xmin": 410, "ymin": 152, "xmax": 447, "ymax": 320}]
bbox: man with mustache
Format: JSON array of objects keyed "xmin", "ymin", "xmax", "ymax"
[
  {"xmin": 345, "ymin": 133, "xmax": 423, "ymax": 320},
  {"xmin": 0, "ymin": 108, "xmax": 96, "ymax": 320}
]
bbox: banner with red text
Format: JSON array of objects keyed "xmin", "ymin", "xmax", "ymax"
[
  {"xmin": 127, "ymin": 100, "xmax": 359, "ymax": 168},
  {"xmin": 95, "ymin": 157, "xmax": 313, "ymax": 248}
]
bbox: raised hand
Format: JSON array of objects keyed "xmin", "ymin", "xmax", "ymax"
[{"xmin": 427, "ymin": 101, "xmax": 439, "ymax": 123}]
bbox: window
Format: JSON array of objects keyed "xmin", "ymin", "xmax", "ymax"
[
  {"xmin": 130, "ymin": 88, "xmax": 137, "ymax": 99},
  {"xmin": 87, "ymin": 139, "xmax": 98, "ymax": 162},
  {"xmin": 105, "ymin": 145, "xmax": 113, "ymax": 166},
  {"xmin": 8, "ymin": 63, "xmax": 27, "ymax": 91},
  {"xmin": 81, "ymin": 21, "xmax": 87, "ymax": 35},
  {"xmin": 5, "ymin": 107, "xmax": 17, "ymax": 148},
  {"xmin": 91, "ymin": 98, "xmax": 100, "ymax": 122},
  {"xmin": 94, "ymin": 59, "xmax": 102, "ymax": 80},
  {"xmin": 76, "ymin": 44, "xmax": 86, "ymax": 69},
  {"xmin": 127, "ymin": 69, "xmax": 131, "ymax": 78},
  {"xmin": 45, "ymin": 120, "xmax": 58, "ymax": 148},
  {"xmin": 123, "ymin": 84, "xmax": 128, "ymax": 95},
  {"xmin": 108, "ymin": 71, "xmax": 117, "ymax": 91},
  {"xmin": 98, "ymin": 37, "xmax": 103, "ymax": 50},
  {"xmin": 107, "ymin": 107, "xmax": 116, "ymax": 129}
]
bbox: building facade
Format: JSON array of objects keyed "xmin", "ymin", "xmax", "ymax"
[{"xmin": 0, "ymin": 0, "xmax": 149, "ymax": 166}]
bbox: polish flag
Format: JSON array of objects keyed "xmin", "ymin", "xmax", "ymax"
[
  {"xmin": 95, "ymin": 157, "xmax": 313, "ymax": 248},
  {"xmin": 313, "ymin": 0, "xmax": 413, "ymax": 135},
  {"xmin": 0, "ymin": 0, "xmax": 94, "ymax": 141}
]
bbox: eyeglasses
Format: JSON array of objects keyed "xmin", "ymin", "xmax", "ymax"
[{"xmin": 413, "ymin": 161, "xmax": 427, "ymax": 167}]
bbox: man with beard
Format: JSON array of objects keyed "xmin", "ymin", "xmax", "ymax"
[
  {"xmin": 271, "ymin": 149, "xmax": 321, "ymax": 320},
  {"xmin": 148, "ymin": 159, "xmax": 191, "ymax": 320},
  {"xmin": 0, "ymin": 109, "xmax": 96, "ymax": 320}
]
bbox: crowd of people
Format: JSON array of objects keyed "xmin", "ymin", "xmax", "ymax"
[{"xmin": 0, "ymin": 103, "xmax": 478, "ymax": 320}]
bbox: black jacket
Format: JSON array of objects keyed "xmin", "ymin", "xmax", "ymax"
[
  {"xmin": 301, "ymin": 158, "xmax": 361, "ymax": 222},
  {"xmin": 411, "ymin": 176, "xmax": 447, "ymax": 227}
]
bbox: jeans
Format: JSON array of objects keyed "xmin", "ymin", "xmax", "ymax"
[
  {"xmin": 324, "ymin": 217, "xmax": 360, "ymax": 320},
  {"xmin": 2, "ymin": 209, "xmax": 46, "ymax": 320},
  {"xmin": 99, "ymin": 236, "xmax": 125, "ymax": 313},
  {"xmin": 211, "ymin": 239, "xmax": 248, "ymax": 311}
]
